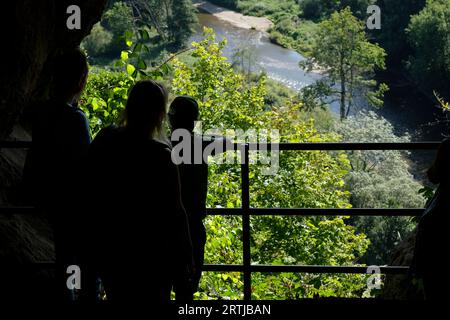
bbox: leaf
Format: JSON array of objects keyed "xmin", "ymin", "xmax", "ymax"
[
  {"xmin": 126, "ymin": 64, "xmax": 136, "ymax": 76},
  {"xmin": 161, "ymin": 63, "xmax": 171, "ymax": 75},
  {"xmin": 114, "ymin": 59, "xmax": 125, "ymax": 68},
  {"xmin": 91, "ymin": 97, "xmax": 99, "ymax": 111},
  {"xmin": 120, "ymin": 51, "xmax": 129, "ymax": 61},
  {"xmin": 137, "ymin": 58, "xmax": 147, "ymax": 70},
  {"xmin": 139, "ymin": 29, "xmax": 150, "ymax": 41},
  {"xmin": 138, "ymin": 69, "xmax": 148, "ymax": 77},
  {"xmin": 434, "ymin": 91, "xmax": 449, "ymax": 111},
  {"xmin": 124, "ymin": 30, "xmax": 133, "ymax": 42}
]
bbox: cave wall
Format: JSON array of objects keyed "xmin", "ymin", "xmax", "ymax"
[
  {"xmin": 0, "ymin": 0, "xmax": 107, "ymax": 140},
  {"xmin": 0, "ymin": 0, "xmax": 107, "ymax": 203},
  {"xmin": 0, "ymin": 0, "xmax": 107, "ymax": 300}
]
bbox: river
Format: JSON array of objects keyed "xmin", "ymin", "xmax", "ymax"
[
  {"xmin": 190, "ymin": 13, "xmax": 322, "ymax": 91},
  {"xmin": 190, "ymin": 12, "xmax": 443, "ymax": 142}
]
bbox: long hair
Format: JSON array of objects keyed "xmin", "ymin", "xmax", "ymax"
[{"xmin": 123, "ymin": 80, "xmax": 168, "ymax": 139}]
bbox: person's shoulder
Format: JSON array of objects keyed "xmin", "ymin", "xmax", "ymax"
[
  {"xmin": 73, "ymin": 106, "xmax": 87, "ymax": 117},
  {"xmin": 150, "ymin": 139, "xmax": 174, "ymax": 161},
  {"xmin": 95, "ymin": 125, "xmax": 120, "ymax": 141},
  {"xmin": 150, "ymin": 139, "xmax": 172, "ymax": 152},
  {"xmin": 58, "ymin": 104, "xmax": 88, "ymax": 125}
]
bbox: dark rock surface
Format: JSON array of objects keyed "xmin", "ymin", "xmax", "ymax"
[{"xmin": 0, "ymin": 0, "xmax": 106, "ymax": 300}]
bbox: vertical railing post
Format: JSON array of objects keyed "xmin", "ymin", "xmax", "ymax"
[{"xmin": 241, "ymin": 143, "xmax": 251, "ymax": 300}]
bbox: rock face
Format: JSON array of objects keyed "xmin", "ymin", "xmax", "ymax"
[
  {"xmin": 0, "ymin": 0, "xmax": 107, "ymax": 140},
  {"xmin": 0, "ymin": 0, "xmax": 106, "ymax": 300}
]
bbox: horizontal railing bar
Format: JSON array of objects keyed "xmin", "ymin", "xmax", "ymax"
[
  {"xmin": 212, "ymin": 142, "xmax": 440, "ymax": 151},
  {"xmin": 0, "ymin": 141, "xmax": 32, "ymax": 148},
  {"xmin": 2, "ymin": 262, "xmax": 409, "ymax": 275},
  {"xmin": 0, "ymin": 206, "xmax": 36, "ymax": 214},
  {"xmin": 203, "ymin": 264, "xmax": 409, "ymax": 274},
  {"xmin": 265, "ymin": 142, "xmax": 440, "ymax": 151},
  {"xmin": 0, "ymin": 207, "xmax": 423, "ymax": 217},
  {"xmin": 0, "ymin": 262, "xmax": 55, "ymax": 270},
  {"xmin": 0, "ymin": 141, "xmax": 440, "ymax": 151},
  {"xmin": 206, "ymin": 208, "xmax": 423, "ymax": 217}
]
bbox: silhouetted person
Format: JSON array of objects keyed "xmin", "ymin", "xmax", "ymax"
[
  {"xmin": 412, "ymin": 138, "xmax": 450, "ymax": 301},
  {"xmin": 85, "ymin": 80, "xmax": 193, "ymax": 303},
  {"xmin": 23, "ymin": 48, "xmax": 91, "ymax": 301},
  {"xmin": 169, "ymin": 96, "xmax": 228, "ymax": 299}
]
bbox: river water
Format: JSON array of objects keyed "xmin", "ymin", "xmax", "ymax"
[{"xmin": 190, "ymin": 13, "xmax": 322, "ymax": 91}]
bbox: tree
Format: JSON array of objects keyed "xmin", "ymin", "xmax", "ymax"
[
  {"xmin": 336, "ymin": 111, "xmax": 425, "ymax": 264},
  {"xmin": 406, "ymin": 0, "xmax": 450, "ymax": 96},
  {"xmin": 231, "ymin": 42, "xmax": 259, "ymax": 79},
  {"xmin": 208, "ymin": 0, "xmax": 239, "ymax": 10},
  {"xmin": 300, "ymin": 0, "xmax": 375, "ymax": 21},
  {"xmin": 301, "ymin": 8, "xmax": 388, "ymax": 120},
  {"xmin": 172, "ymin": 28, "xmax": 370, "ymax": 299},
  {"xmin": 102, "ymin": 2, "xmax": 135, "ymax": 55},
  {"xmin": 167, "ymin": 0, "xmax": 198, "ymax": 48},
  {"xmin": 375, "ymin": 0, "xmax": 426, "ymax": 65},
  {"xmin": 82, "ymin": 23, "xmax": 113, "ymax": 57},
  {"xmin": 127, "ymin": 0, "xmax": 197, "ymax": 49},
  {"xmin": 81, "ymin": 27, "xmax": 372, "ymax": 300}
]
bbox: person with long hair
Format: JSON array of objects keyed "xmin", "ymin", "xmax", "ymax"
[{"xmin": 85, "ymin": 80, "xmax": 193, "ymax": 303}]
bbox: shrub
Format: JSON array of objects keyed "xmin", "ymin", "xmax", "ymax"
[
  {"xmin": 300, "ymin": 0, "xmax": 323, "ymax": 20},
  {"xmin": 82, "ymin": 23, "xmax": 113, "ymax": 57}
]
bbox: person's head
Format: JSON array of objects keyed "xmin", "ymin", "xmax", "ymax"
[
  {"xmin": 168, "ymin": 96, "xmax": 199, "ymax": 132},
  {"xmin": 52, "ymin": 48, "xmax": 88, "ymax": 104},
  {"xmin": 124, "ymin": 80, "xmax": 168, "ymax": 138},
  {"xmin": 428, "ymin": 138, "xmax": 450, "ymax": 185}
]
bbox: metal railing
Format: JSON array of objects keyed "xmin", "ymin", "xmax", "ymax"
[{"xmin": 0, "ymin": 140, "xmax": 440, "ymax": 300}]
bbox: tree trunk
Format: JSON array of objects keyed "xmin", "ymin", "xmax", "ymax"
[
  {"xmin": 339, "ymin": 53, "xmax": 347, "ymax": 120},
  {"xmin": 340, "ymin": 74, "xmax": 346, "ymax": 121}
]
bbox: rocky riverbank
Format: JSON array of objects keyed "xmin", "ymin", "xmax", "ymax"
[{"xmin": 193, "ymin": 0, "xmax": 273, "ymax": 32}]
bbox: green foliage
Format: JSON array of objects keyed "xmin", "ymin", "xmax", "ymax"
[
  {"xmin": 172, "ymin": 28, "xmax": 370, "ymax": 299},
  {"xmin": 82, "ymin": 23, "xmax": 113, "ymax": 57},
  {"xmin": 209, "ymin": 0, "xmax": 318, "ymax": 54},
  {"xmin": 300, "ymin": 8, "xmax": 387, "ymax": 120},
  {"xmin": 211, "ymin": 1, "xmax": 376, "ymax": 55},
  {"xmin": 375, "ymin": 0, "xmax": 426, "ymax": 65},
  {"xmin": 298, "ymin": 0, "xmax": 375, "ymax": 21},
  {"xmin": 83, "ymin": 0, "xmax": 197, "ymax": 64},
  {"xmin": 406, "ymin": 0, "xmax": 450, "ymax": 95},
  {"xmin": 128, "ymin": 0, "xmax": 198, "ymax": 49},
  {"xmin": 336, "ymin": 111, "xmax": 424, "ymax": 264},
  {"xmin": 208, "ymin": 0, "xmax": 239, "ymax": 10},
  {"xmin": 300, "ymin": 0, "xmax": 324, "ymax": 21},
  {"xmin": 101, "ymin": 2, "xmax": 136, "ymax": 55},
  {"xmin": 172, "ymin": 28, "xmax": 266, "ymax": 131},
  {"xmin": 264, "ymin": 79, "xmax": 297, "ymax": 108},
  {"xmin": 80, "ymin": 69, "xmax": 132, "ymax": 136},
  {"xmin": 167, "ymin": 0, "xmax": 198, "ymax": 48},
  {"xmin": 80, "ymin": 27, "xmax": 170, "ymax": 136}
]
